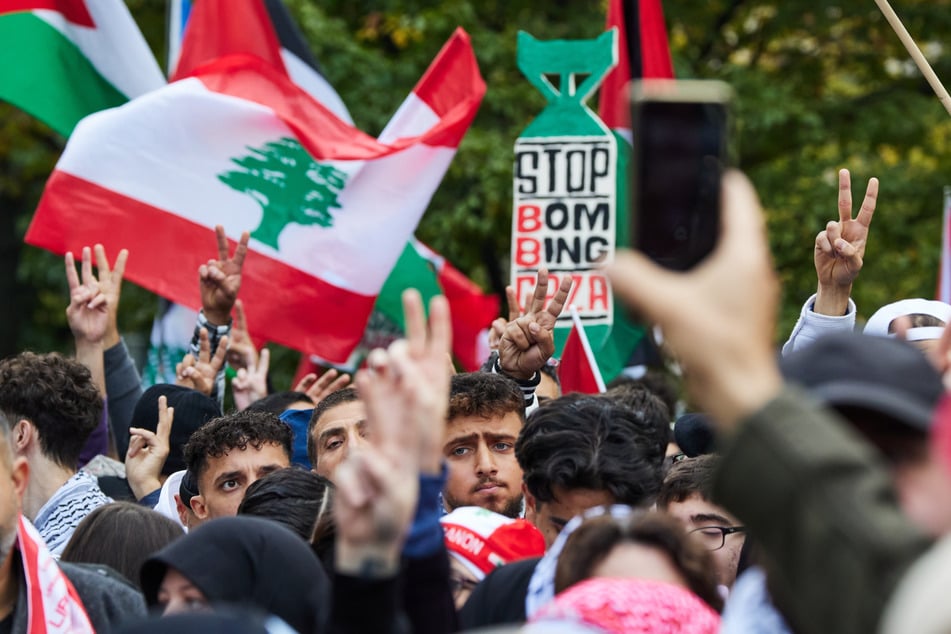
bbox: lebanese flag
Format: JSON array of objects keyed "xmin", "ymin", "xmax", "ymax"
[
  {"xmin": 26, "ymin": 14, "xmax": 485, "ymax": 363},
  {"xmin": 0, "ymin": 0, "xmax": 164, "ymax": 137},
  {"xmin": 558, "ymin": 306, "xmax": 607, "ymax": 395}
]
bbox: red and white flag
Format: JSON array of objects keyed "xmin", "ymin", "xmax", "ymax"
[
  {"xmin": 558, "ymin": 306, "xmax": 607, "ymax": 395},
  {"xmin": 26, "ymin": 0, "xmax": 485, "ymax": 364}
]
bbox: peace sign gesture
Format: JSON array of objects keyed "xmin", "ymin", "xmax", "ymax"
[
  {"xmin": 126, "ymin": 394, "xmax": 174, "ymax": 500},
  {"xmin": 498, "ymin": 269, "xmax": 572, "ymax": 380},
  {"xmin": 200, "ymin": 225, "xmax": 250, "ymax": 325},
  {"xmin": 65, "ymin": 247, "xmax": 109, "ymax": 344},
  {"xmin": 814, "ymin": 169, "xmax": 878, "ymax": 314}
]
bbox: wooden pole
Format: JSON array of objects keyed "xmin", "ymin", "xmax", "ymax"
[{"xmin": 874, "ymin": 0, "xmax": 951, "ymax": 117}]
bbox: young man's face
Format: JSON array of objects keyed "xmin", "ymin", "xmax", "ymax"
[
  {"xmin": 191, "ymin": 443, "xmax": 289, "ymax": 520},
  {"xmin": 442, "ymin": 412, "xmax": 524, "ymax": 518},
  {"xmin": 664, "ymin": 492, "xmax": 745, "ymax": 588},
  {"xmin": 525, "ymin": 485, "xmax": 615, "ymax": 547},
  {"xmin": 310, "ymin": 401, "xmax": 368, "ymax": 481}
]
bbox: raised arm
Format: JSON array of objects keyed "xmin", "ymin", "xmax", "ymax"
[
  {"xmin": 813, "ymin": 168, "xmax": 878, "ymax": 316},
  {"xmin": 607, "ymin": 171, "xmax": 927, "ymax": 634}
]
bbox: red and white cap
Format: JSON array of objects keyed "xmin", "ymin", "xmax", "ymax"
[{"xmin": 440, "ymin": 506, "xmax": 546, "ymax": 579}]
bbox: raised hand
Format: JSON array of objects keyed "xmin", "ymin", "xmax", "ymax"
[
  {"xmin": 200, "ymin": 225, "xmax": 250, "ymax": 325},
  {"xmin": 813, "ymin": 169, "xmax": 878, "ymax": 315},
  {"xmin": 225, "ymin": 299, "xmax": 257, "ymax": 371},
  {"xmin": 293, "ymin": 368, "xmax": 351, "ymax": 404},
  {"xmin": 334, "ymin": 290, "xmax": 452, "ymax": 577},
  {"xmin": 126, "ymin": 395, "xmax": 174, "ymax": 500},
  {"xmin": 608, "ymin": 171, "xmax": 782, "ymax": 430},
  {"xmin": 90, "ymin": 244, "xmax": 129, "ymax": 348},
  {"xmin": 65, "ymin": 247, "xmax": 109, "ymax": 344},
  {"xmin": 497, "ymin": 269, "xmax": 572, "ymax": 380},
  {"xmin": 232, "ymin": 348, "xmax": 270, "ymax": 411},
  {"xmin": 488, "ymin": 286, "xmax": 522, "ymax": 350},
  {"xmin": 176, "ymin": 329, "xmax": 229, "ymax": 396}
]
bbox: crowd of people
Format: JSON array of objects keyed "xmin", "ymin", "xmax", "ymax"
[{"xmin": 2, "ymin": 166, "xmax": 951, "ymax": 633}]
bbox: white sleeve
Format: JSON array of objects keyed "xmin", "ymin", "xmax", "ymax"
[{"xmin": 781, "ymin": 293, "xmax": 857, "ymax": 357}]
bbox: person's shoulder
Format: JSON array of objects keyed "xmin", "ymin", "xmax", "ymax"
[
  {"xmin": 60, "ymin": 562, "xmax": 147, "ymax": 630},
  {"xmin": 459, "ymin": 557, "xmax": 541, "ymax": 629}
]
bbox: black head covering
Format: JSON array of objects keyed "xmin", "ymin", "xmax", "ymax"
[
  {"xmin": 132, "ymin": 385, "xmax": 221, "ymax": 474},
  {"xmin": 140, "ymin": 516, "xmax": 330, "ymax": 633}
]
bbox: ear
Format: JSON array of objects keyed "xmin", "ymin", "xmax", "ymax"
[
  {"xmin": 189, "ymin": 494, "xmax": 209, "ymax": 521},
  {"xmin": 10, "ymin": 456, "xmax": 28, "ymax": 507},
  {"xmin": 173, "ymin": 493, "xmax": 190, "ymax": 528},
  {"xmin": 522, "ymin": 482, "xmax": 538, "ymax": 523},
  {"xmin": 13, "ymin": 420, "xmax": 32, "ymax": 455}
]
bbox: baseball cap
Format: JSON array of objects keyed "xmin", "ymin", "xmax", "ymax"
[
  {"xmin": 440, "ymin": 506, "xmax": 546, "ymax": 580},
  {"xmin": 780, "ymin": 332, "xmax": 944, "ymax": 432}
]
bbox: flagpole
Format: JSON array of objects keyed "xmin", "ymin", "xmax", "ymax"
[
  {"xmin": 569, "ymin": 306, "xmax": 607, "ymax": 393},
  {"xmin": 874, "ymin": 0, "xmax": 951, "ymax": 117}
]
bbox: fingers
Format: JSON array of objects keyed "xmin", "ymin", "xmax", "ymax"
[
  {"xmin": 544, "ymin": 275, "xmax": 572, "ymax": 321},
  {"xmin": 838, "ymin": 168, "xmax": 853, "ymax": 223},
  {"xmin": 815, "ymin": 229, "xmax": 834, "ymax": 257},
  {"xmin": 211, "ymin": 335, "xmax": 229, "ymax": 372},
  {"xmin": 215, "ymin": 225, "xmax": 229, "ymax": 262},
  {"xmin": 234, "ymin": 299, "xmax": 248, "ymax": 332},
  {"xmin": 233, "ymin": 231, "xmax": 250, "ymax": 269},
  {"xmin": 80, "ymin": 246, "xmax": 94, "ymax": 286},
  {"xmin": 428, "ymin": 295, "xmax": 452, "ymax": 358},
  {"xmin": 402, "ymin": 289, "xmax": 426, "ymax": 358},
  {"xmin": 856, "ymin": 177, "xmax": 879, "ymax": 228},
  {"xmin": 256, "ymin": 347, "xmax": 270, "ymax": 375},
  {"xmin": 607, "ymin": 249, "xmax": 677, "ymax": 324},
  {"xmin": 501, "ymin": 319, "xmax": 533, "ymax": 351},
  {"xmin": 717, "ymin": 170, "xmax": 769, "ymax": 258},
  {"xmin": 93, "ymin": 244, "xmax": 111, "ymax": 277},
  {"xmin": 293, "ymin": 373, "xmax": 318, "ymax": 393},
  {"xmin": 825, "ymin": 220, "xmax": 842, "ymax": 246},
  {"xmin": 197, "ymin": 328, "xmax": 211, "ymax": 362},
  {"xmin": 505, "ymin": 285, "xmax": 521, "ymax": 321},
  {"xmin": 65, "ymin": 252, "xmax": 80, "ymax": 291},
  {"xmin": 528, "ymin": 269, "xmax": 551, "ymax": 315},
  {"xmin": 156, "ymin": 395, "xmax": 174, "ymax": 444},
  {"xmin": 930, "ymin": 323, "xmax": 951, "ymax": 373}
]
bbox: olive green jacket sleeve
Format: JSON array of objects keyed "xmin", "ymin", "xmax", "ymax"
[{"xmin": 712, "ymin": 387, "xmax": 931, "ymax": 634}]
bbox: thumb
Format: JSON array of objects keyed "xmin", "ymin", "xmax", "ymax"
[{"xmin": 607, "ymin": 249, "xmax": 680, "ymax": 324}]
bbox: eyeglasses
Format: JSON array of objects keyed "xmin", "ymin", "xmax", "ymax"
[
  {"xmin": 688, "ymin": 525, "xmax": 746, "ymax": 551},
  {"xmin": 448, "ymin": 574, "xmax": 479, "ymax": 598}
]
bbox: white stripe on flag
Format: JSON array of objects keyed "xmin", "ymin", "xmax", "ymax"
[
  {"xmin": 57, "ymin": 78, "xmax": 454, "ymax": 295},
  {"xmin": 33, "ymin": 4, "xmax": 164, "ymax": 98}
]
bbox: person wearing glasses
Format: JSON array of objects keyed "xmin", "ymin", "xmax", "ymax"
[{"xmin": 658, "ymin": 454, "xmax": 746, "ymax": 590}]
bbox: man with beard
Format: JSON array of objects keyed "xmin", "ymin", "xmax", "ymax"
[
  {"xmin": 443, "ymin": 372, "xmax": 527, "ymax": 518},
  {"xmin": 0, "ymin": 412, "xmax": 145, "ymax": 632}
]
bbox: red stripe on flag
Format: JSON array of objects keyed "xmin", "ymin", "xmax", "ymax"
[
  {"xmin": 0, "ymin": 0, "xmax": 94, "ymax": 27},
  {"xmin": 599, "ymin": 0, "xmax": 674, "ymax": 131},
  {"xmin": 172, "ymin": 0, "xmax": 287, "ymax": 81},
  {"xmin": 558, "ymin": 319, "xmax": 604, "ymax": 395},
  {"xmin": 26, "ymin": 171, "xmax": 376, "ymax": 363}
]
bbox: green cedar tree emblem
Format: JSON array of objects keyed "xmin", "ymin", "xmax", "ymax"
[{"xmin": 217, "ymin": 137, "xmax": 348, "ymax": 249}]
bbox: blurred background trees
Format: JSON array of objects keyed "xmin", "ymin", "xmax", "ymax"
[{"xmin": 3, "ymin": 0, "xmax": 950, "ymax": 370}]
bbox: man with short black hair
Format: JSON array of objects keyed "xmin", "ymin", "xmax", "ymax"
[
  {"xmin": 0, "ymin": 352, "xmax": 111, "ymax": 556},
  {"xmin": 443, "ymin": 373, "xmax": 526, "ymax": 518},
  {"xmin": 307, "ymin": 387, "xmax": 365, "ymax": 480},
  {"xmin": 658, "ymin": 455, "xmax": 746, "ymax": 589},
  {"xmin": 183, "ymin": 409, "xmax": 292, "ymax": 522}
]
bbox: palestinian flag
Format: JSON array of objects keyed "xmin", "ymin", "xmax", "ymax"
[
  {"xmin": 559, "ymin": 306, "xmax": 607, "ymax": 394},
  {"xmin": 375, "ymin": 240, "xmax": 498, "ymax": 371},
  {"xmin": 0, "ymin": 0, "xmax": 164, "ymax": 137},
  {"xmin": 26, "ymin": 13, "xmax": 486, "ymax": 364},
  {"xmin": 590, "ymin": 0, "xmax": 674, "ymax": 383}
]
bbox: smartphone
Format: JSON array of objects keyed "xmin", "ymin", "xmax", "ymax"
[{"xmin": 629, "ymin": 80, "xmax": 732, "ymax": 270}]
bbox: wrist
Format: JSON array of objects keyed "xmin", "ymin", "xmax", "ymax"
[
  {"xmin": 814, "ymin": 284, "xmax": 852, "ymax": 316},
  {"xmin": 335, "ymin": 541, "xmax": 401, "ymax": 579},
  {"xmin": 130, "ymin": 476, "xmax": 163, "ymax": 502},
  {"xmin": 202, "ymin": 309, "xmax": 231, "ymax": 327},
  {"xmin": 495, "ymin": 357, "xmax": 541, "ymax": 384}
]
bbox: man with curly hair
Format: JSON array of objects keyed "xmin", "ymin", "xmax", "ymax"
[
  {"xmin": 0, "ymin": 352, "xmax": 111, "ymax": 556},
  {"xmin": 183, "ymin": 409, "xmax": 292, "ymax": 523}
]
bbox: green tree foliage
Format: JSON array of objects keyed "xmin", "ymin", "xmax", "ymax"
[{"xmin": 3, "ymin": 0, "xmax": 951, "ymax": 360}]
